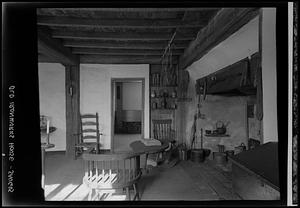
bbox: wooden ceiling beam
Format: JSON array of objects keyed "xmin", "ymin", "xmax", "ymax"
[
  {"xmin": 38, "ymin": 28, "xmax": 79, "ymax": 65},
  {"xmin": 52, "ymin": 30, "xmax": 195, "ymax": 41},
  {"xmin": 37, "ymin": 16, "xmax": 206, "ymax": 28},
  {"xmin": 80, "ymin": 54, "xmax": 178, "ymax": 64},
  {"xmin": 38, "ymin": 53, "xmax": 57, "ymax": 63},
  {"xmin": 64, "ymin": 40, "xmax": 189, "ymax": 49},
  {"xmin": 41, "ymin": 8, "xmax": 220, "ymax": 12},
  {"xmin": 179, "ymin": 8, "xmax": 260, "ymax": 70},
  {"xmin": 72, "ymin": 48, "xmax": 184, "ymax": 55}
]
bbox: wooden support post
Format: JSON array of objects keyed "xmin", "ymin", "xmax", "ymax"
[{"xmin": 65, "ymin": 65, "xmax": 80, "ymax": 159}]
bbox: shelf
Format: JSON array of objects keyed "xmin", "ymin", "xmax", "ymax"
[
  {"xmin": 151, "ymin": 97, "xmax": 177, "ymax": 99},
  {"xmin": 151, "ymin": 109, "xmax": 176, "ymax": 112},
  {"xmin": 177, "ymin": 97, "xmax": 193, "ymax": 102},
  {"xmin": 205, "ymin": 134, "xmax": 230, "ymax": 137},
  {"xmin": 150, "ymin": 86, "xmax": 178, "ymax": 88}
]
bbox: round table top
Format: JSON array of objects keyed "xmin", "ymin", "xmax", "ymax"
[
  {"xmin": 41, "ymin": 143, "xmax": 55, "ymax": 149},
  {"xmin": 130, "ymin": 140, "xmax": 169, "ymax": 154},
  {"xmin": 40, "ymin": 126, "xmax": 57, "ymax": 134}
]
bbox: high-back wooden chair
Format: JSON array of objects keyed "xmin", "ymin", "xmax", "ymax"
[
  {"xmin": 152, "ymin": 119, "xmax": 175, "ymax": 144},
  {"xmin": 75, "ymin": 113, "xmax": 101, "ymax": 157},
  {"xmin": 152, "ymin": 119, "xmax": 177, "ymax": 165},
  {"xmin": 82, "ymin": 151, "xmax": 142, "ymax": 201}
]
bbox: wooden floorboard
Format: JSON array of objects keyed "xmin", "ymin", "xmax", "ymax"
[
  {"xmin": 180, "ymin": 160, "xmax": 241, "ymax": 200},
  {"xmin": 44, "ymin": 152, "xmax": 241, "ymax": 201}
]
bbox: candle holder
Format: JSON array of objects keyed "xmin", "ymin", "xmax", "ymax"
[{"xmin": 40, "ymin": 115, "xmax": 52, "ymax": 144}]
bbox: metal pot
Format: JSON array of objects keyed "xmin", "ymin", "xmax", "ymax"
[
  {"xmin": 190, "ymin": 149, "xmax": 205, "ymax": 163},
  {"xmin": 225, "ymin": 150, "xmax": 234, "ymax": 161},
  {"xmin": 213, "ymin": 152, "xmax": 227, "ymax": 164},
  {"xmin": 234, "ymin": 143, "xmax": 246, "ymax": 154},
  {"xmin": 216, "ymin": 127, "xmax": 226, "ymax": 134},
  {"xmin": 215, "ymin": 121, "xmax": 229, "ymax": 134}
]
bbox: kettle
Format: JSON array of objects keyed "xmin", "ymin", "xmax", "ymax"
[{"xmin": 215, "ymin": 121, "xmax": 229, "ymax": 134}]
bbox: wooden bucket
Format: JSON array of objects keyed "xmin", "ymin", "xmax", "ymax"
[
  {"xmin": 190, "ymin": 149, "xmax": 205, "ymax": 163},
  {"xmin": 213, "ymin": 152, "xmax": 227, "ymax": 165}
]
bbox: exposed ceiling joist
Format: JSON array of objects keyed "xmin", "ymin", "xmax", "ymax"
[
  {"xmin": 37, "ymin": 7, "xmax": 221, "ymax": 64},
  {"xmin": 52, "ymin": 30, "xmax": 195, "ymax": 41},
  {"xmin": 38, "ymin": 53, "xmax": 56, "ymax": 63},
  {"xmin": 37, "ymin": 16, "xmax": 206, "ymax": 28},
  {"xmin": 63, "ymin": 40, "xmax": 189, "ymax": 49},
  {"xmin": 179, "ymin": 8, "xmax": 260, "ymax": 70},
  {"xmin": 80, "ymin": 54, "xmax": 178, "ymax": 64},
  {"xmin": 41, "ymin": 8, "xmax": 220, "ymax": 12},
  {"xmin": 38, "ymin": 28, "xmax": 79, "ymax": 65},
  {"xmin": 72, "ymin": 48, "xmax": 184, "ymax": 55}
]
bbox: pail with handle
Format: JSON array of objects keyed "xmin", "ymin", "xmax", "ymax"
[{"xmin": 191, "ymin": 149, "xmax": 205, "ymax": 163}]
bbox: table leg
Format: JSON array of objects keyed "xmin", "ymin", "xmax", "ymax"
[
  {"xmin": 41, "ymin": 148, "xmax": 45, "ymax": 190},
  {"xmin": 144, "ymin": 153, "xmax": 149, "ymax": 174}
]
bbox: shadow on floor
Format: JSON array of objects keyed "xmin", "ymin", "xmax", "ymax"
[{"xmin": 44, "ymin": 152, "xmax": 240, "ymax": 201}]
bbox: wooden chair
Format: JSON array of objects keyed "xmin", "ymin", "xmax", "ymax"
[
  {"xmin": 152, "ymin": 119, "xmax": 176, "ymax": 144},
  {"xmin": 82, "ymin": 151, "xmax": 142, "ymax": 201},
  {"xmin": 75, "ymin": 113, "xmax": 102, "ymax": 157},
  {"xmin": 152, "ymin": 119, "xmax": 177, "ymax": 164}
]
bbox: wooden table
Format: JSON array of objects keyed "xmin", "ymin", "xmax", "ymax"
[
  {"xmin": 40, "ymin": 126, "xmax": 56, "ymax": 189},
  {"xmin": 41, "ymin": 143, "xmax": 55, "ymax": 190},
  {"xmin": 130, "ymin": 140, "xmax": 169, "ymax": 172}
]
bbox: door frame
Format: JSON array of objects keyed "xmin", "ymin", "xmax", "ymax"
[{"xmin": 111, "ymin": 78, "xmax": 145, "ymax": 152}]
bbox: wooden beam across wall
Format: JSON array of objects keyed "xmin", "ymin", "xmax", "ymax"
[
  {"xmin": 40, "ymin": 8, "xmax": 220, "ymax": 12},
  {"xmin": 38, "ymin": 53, "xmax": 57, "ymax": 63},
  {"xmin": 72, "ymin": 48, "xmax": 184, "ymax": 55},
  {"xmin": 64, "ymin": 40, "xmax": 189, "ymax": 49},
  {"xmin": 52, "ymin": 30, "xmax": 195, "ymax": 41},
  {"xmin": 80, "ymin": 54, "xmax": 179, "ymax": 64},
  {"xmin": 179, "ymin": 8, "xmax": 260, "ymax": 70},
  {"xmin": 37, "ymin": 16, "xmax": 207, "ymax": 28},
  {"xmin": 38, "ymin": 28, "xmax": 79, "ymax": 65}
]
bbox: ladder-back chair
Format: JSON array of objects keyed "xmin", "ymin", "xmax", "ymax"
[
  {"xmin": 152, "ymin": 119, "xmax": 176, "ymax": 144},
  {"xmin": 82, "ymin": 151, "xmax": 142, "ymax": 201},
  {"xmin": 75, "ymin": 113, "xmax": 102, "ymax": 157},
  {"xmin": 152, "ymin": 119, "xmax": 176, "ymax": 164}
]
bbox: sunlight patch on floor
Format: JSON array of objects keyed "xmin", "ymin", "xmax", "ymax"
[
  {"xmin": 94, "ymin": 189, "xmax": 129, "ymax": 201},
  {"xmin": 64, "ymin": 183, "xmax": 90, "ymax": 201},
  {"xmin": 44, "ymin": 184, "xmax": 60, "ymax": 198},
  {"xmin": 104, "ymin": 194, "xmax": 127, "ymax": 201},
  {"xmin": 49, "ymin": 184, "xmax": 80, "ymax": 201}
]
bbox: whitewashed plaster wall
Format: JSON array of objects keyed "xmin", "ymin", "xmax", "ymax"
[
  {"xmin": 38, "ymin": 63, "xmax": 66, "ymax": 151},
  {"xmin": 187, "ymin": 16, "xmax": 259, "ymax": 79},
  {"xmin": 261, "ymin": 8, "xmax": 278, "ymax": 143},
  {"xmin": 122, "ymin": 82, "xmax": 142, "ymax": 110},
  {"xmin": 80, "ymin": 64, "xmax": 149, "ymax": 149}
]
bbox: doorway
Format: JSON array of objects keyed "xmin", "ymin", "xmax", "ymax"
[{"xmin": 111, "ymin": 78, "xmax": 145, "ymax": 152}]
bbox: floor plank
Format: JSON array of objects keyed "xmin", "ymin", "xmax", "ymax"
[{"xmin": 44, "ymin": 152, "xmax": 241, "ymax": 201}]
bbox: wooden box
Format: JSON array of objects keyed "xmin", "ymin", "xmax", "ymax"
[{"xmin": 229, "ymin": 142, "xmax": 280, "ymax": 200}]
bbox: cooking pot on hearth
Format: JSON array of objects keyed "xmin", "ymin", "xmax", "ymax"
[{"xmin": 234, "ymin": 143, "xmax": 246, "ymax": 154}]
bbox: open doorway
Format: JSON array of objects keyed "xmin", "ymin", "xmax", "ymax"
[{"xmin": 111, "ymin": 78, "xmax": 145, "ymax": 152}]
